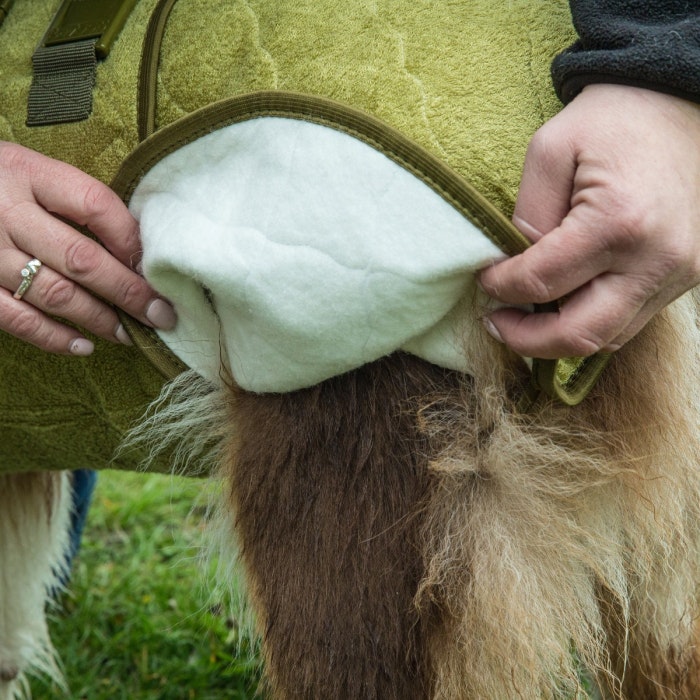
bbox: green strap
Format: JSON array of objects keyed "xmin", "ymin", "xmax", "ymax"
[{"xmin": 532, "ymin": 350, "xmax": 611, "ymax": 407}]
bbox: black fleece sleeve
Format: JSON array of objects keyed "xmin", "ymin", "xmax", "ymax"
[{"xmin": 552, "ymin": 1, "xmax": 700, "ymax": 104}]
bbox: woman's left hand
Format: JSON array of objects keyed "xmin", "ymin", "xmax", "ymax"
[{"xmin": 0, "ymin": 143, "xmax": 176, "ymax": 355}]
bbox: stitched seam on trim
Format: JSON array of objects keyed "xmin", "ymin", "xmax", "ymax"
[{"xmin": 118, "ymin": 103, "xmax": 524, "ymax": 255}]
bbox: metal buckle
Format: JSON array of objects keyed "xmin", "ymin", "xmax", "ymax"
[{"xmin": 42, "ymin": 0, "xmax": 138, "ymax": 59}]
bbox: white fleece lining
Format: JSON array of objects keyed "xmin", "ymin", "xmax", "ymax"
[{"xmin": 130, "ymin": 117, "xmax": 505, "ymax": 392}]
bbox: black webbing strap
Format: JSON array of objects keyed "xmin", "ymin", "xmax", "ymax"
[
  {"xmin": 26, "ymin": 0, "xmax": 137, "ymax": 127},
  {"xmin": 27, "ymin": 39, "xmax": 97, "ymax": 126}
]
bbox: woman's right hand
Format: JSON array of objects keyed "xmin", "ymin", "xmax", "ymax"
[
  {"xmin": 479, "ymin": 85, "xmax": 700, "ymax": 359},
  {"xmin": 0, "ymin": 142, "xmax": 176, "ymax": 355}
]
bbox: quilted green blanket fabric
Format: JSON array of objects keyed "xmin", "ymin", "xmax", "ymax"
[{"xmin": 0, "ymin": 0, "xmax": 576, "ymax": 473}]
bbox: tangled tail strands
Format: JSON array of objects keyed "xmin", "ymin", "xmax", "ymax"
[{"xmin": 417, "ymin": 292, "xmax": 700, "ymax": 699}]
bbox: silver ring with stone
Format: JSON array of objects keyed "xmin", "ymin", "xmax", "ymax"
[{"xmin": 13, "ymin": 258, "xmax": 43, "ymax": 300}]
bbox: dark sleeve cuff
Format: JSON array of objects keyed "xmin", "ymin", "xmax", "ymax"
[{"xmin": 552, "ymin": 3, "xmax": 700, "ymax": 104}]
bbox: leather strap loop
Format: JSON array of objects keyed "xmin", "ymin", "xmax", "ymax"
[{"xmin": 137, "ymin": 0, "xmax": 179, "ymax": 141}]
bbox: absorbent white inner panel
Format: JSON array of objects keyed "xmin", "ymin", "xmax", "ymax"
[{"xmin": 130, "ymin": 116, "xmax": 505, "ymax": 392}]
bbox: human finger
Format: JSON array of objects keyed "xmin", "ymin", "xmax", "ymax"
[
  {"xmin": 482, "ymin": 272, "xmax": 648, "ymax": 358},
  {"xmin": 18, "ymin": 148, "xmax": 142, "ymax": 269},
  {"xmin": 604, "ymin": 284, "xmax": 693, "ymax": 351},
  {"xmin": 1, "ymin": 249, "xmax": 133, "ymax": 345},
  {"xmin": 512, "ymin": 119, "xmax": 577, "ymax": 242},
  {"xmin": 8, "ymin": 207, "xmax": 176, "ymax": 330},
  {"xmin": 478, "ymin": 210, "xmax": 613, "ymax": 306},
  {"xmin": 0, "ymin": 286, "xmax": 95, "ymax": 356}
]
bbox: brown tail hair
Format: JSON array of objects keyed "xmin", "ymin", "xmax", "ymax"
[{"xmin": 128, "ymin": 291, "xmax": 700, "ymax": 699}]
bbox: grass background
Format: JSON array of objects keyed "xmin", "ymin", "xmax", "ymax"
[{"xmin": 30, "ymin": 470, "xmax": 262, "ymax": 700}]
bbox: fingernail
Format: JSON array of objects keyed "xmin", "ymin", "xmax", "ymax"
[
  {"xmin": 512, "ymin": 215, "xmax": 544, "ymax": 242},
  {"xmin": 476, "ymin": 277, "xmax": 494, "ymax": 299},
  {"xmin": 145, "ymin": 298, "xmax": 177, "ymax": 330},
  {"xmin": 69, "ymin": 338, "xmax": 94, "ymax": 356},
  {"xmin": 482, "ymin": 317, "xmax": 504, "ymax": 344},
  {"xmin": 115, "ymin": 323, "xmax": 133, "ymax": 346},
  {"xmin": 136, "ymin": 261, "xmax": 144, "ymax": 276}
]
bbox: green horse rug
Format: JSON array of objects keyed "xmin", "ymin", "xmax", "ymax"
[{"xmin": 1, "ymin": 1, "xmax": 700, "ymax": 698}]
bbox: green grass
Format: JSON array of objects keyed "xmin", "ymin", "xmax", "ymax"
[{"xmin": 30, "ymin": 470, "xmax": 262, "ymax": 700}]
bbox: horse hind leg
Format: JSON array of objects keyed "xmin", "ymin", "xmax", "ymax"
[{"xmin": 0, "ymin": 471, "xmax": 71, "ymax": 699}]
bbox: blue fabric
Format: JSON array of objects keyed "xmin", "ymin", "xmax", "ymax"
[{"xmin": 66, "ymin": 469, "xmax": 97, "ymax": 570}]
